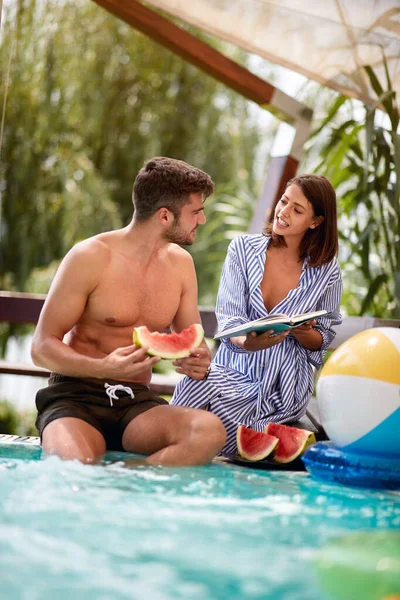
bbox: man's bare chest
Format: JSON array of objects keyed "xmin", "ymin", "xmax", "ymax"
[{"xmin": 84, "ymin": 260, "xmax": 182, "ymax": 330}]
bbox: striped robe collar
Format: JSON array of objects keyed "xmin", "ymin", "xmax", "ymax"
[{"xmin": 243, "ymin": 234, "xmax": 322, "ymax": 318}]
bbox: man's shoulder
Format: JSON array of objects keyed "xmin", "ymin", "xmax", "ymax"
[
  {"xmin": 66, "ymin": 234, "xmax": 112, "ymax": 265},
  {"xmin": 167, "ymin": 243, "xmax": 194, "ymax": 263}
]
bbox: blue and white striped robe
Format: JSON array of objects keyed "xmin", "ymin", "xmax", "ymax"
[{"xmin": 172, "ymin": 234, "xmax": 343, "ymax": 455}]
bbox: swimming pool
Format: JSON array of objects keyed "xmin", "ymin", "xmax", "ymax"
[{"xmin": 1, "ymin": 439, "xmax": 399, "ymax": 600}]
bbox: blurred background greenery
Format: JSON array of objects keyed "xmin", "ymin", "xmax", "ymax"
[
  {"xmin": 0, "ymin": 0, "xmax": 263, "ymax": 298},
  {"xmin": 0, "ymin": 0, "xmax": 399, "ymax": 432},
  {"xmin": 2, "ymin": 0, "xmax": 398, "ymax": 313}
]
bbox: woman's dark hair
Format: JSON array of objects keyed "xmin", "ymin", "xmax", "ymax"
[
  {"xmin": 133, "ymin": 157, "xmax": 214, "ymax": 221},
  {"xmin": 263, "ymin": 174, "xmax": 338, "ymax": 266}
]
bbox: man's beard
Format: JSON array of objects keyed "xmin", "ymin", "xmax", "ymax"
[{"xmin": 164, "ymin": 220, "xmax": 195, "ymax": 245}]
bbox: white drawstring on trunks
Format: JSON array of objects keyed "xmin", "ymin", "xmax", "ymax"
[{"xmin": 104, "ymin": 383, "xmax": 135, "ymax": 407}]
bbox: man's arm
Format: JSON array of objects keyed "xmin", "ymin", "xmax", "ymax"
[
  {"xmin": 170, "ymin": 251, "xmax": 211, "ymax": 380},
  {"xmin": 31, "ymin": 239, "xmax": 159, "ymax": 379}
]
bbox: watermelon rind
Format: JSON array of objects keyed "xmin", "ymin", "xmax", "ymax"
[
  {"xmin": 133, "ymin": 323, "xmax": 204, "ymax": 360},
  {"xmin": 264, "ymin": 423, "xmax": 316, "ymax": 463},
  {"xmin": 237, "ymin": 425, "xmax": 279, "ymax": 461}
]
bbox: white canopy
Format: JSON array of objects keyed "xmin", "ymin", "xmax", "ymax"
[{"xmin": 147, "ymin": 0, "xmax": 400, "ymax": 108}]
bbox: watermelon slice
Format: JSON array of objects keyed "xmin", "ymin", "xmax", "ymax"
[
  {"xmin": 133, "ymin": 323, "xmax": 204, "ymax": 360},
  {"xmin": 237, "ymin": 425, "xmax": 279, "ymax": 461},
  {"xmin": 264, "ymin": 423, "xmax": 316, "ymax": 463}
]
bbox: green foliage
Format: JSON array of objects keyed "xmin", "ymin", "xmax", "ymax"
[
  {"xmin": 0, "ymin": 1, "xmax": 122, "ymax": 290},
  {"xmin": 0, "ymin": 0, "xmax": 261, "ymax": 297},
  {"xmin": 0, "ymin": 400, "xmax": 19, "ymax": 434},
  {"xmin": 0, "ymin": 400, "xmax": 38, "ymax": 435},
  {"xmin": 309, "ymin": 58, "xmax": 400, "ymax": 317},
  {"xmin": 192, "ymin": 184, "xmax": 256, "ymax": 303},
  {"xmin": 17, "ymin": 409, "xmax": 39, "ymax": 436}
]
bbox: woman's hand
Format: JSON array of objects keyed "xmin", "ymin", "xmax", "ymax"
[
  {"xmin": 231, "ymin": 329, "xmax": 289, "ymax": 352},
  {"xmin": 291, "ymin": 319, "xmax": 317, "ymax": 335},
  {"xmin": 290, "ymin": 320, "xmax": 323, "ymax": 350}
]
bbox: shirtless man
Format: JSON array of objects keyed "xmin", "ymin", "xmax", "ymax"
[{"xmin": 31, "ymin": 157, "xmax": 226, "ymax": 465}]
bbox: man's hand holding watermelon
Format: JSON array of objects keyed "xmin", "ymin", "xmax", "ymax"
[
  {"xmin": 133, "ymin": 323, "xmax": 211, "ymax": 381},
  {"xmin": 173, "ymin": 344, "xmax": 211, "ymax": 380}
]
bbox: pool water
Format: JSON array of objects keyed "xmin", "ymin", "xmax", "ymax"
[{"xmin": 0, "ymin": 443, "xmax": 399, "ymax": 600}]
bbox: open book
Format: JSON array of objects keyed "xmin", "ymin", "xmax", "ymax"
[{"xmin": 214, "ymin": 310, "xmax": 328, "ymax": 340}]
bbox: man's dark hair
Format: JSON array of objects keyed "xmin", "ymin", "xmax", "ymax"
[
  {"xmin": 133, "ymin": 157, "xmax": 214, "ymax": 221},
  {"xmin": 263, "ymin": 174, "xmax": 339, "ymax": 266}
]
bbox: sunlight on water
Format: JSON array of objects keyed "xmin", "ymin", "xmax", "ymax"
[{"xmin": 0, "ymin": 444, "xmax": 399, "ymax": 600}]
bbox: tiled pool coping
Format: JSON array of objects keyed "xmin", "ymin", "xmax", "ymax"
[{"xmin": 0, "ymin": 433, "xmax": 40, "ymax": 445}]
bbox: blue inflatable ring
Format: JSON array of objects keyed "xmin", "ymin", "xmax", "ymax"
[{"xmin": 302, "ymin": 441, "xmax": 400, "ymax": 490}]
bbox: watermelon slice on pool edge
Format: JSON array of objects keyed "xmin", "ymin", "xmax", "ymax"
[
  {"xmin": 133, "ymin": 323, "xmax": 204, "ymax": 360},
  {"xmin": 264, "ymin": 423, "xmax": 316, "ymax": 463},
  {"xmin": 237, "ymin": 425, "xmax": 279, "ymax": 461}
]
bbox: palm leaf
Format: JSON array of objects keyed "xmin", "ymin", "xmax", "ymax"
[{"xmin": 360, "ymin": 273, "xmax": 388, "ymax": 314}]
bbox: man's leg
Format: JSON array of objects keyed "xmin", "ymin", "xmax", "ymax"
[
  {"xmin": 122, "ymin": 405, "xmax": 226, "ymax": 466},
  {"xmin": 42, "ymin": 417, "xmax": 106, "ymax": 463}
]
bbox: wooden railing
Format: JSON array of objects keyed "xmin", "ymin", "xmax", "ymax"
[
  {"xmin": 0, "ymin": 292, "xmax": 218, "ymax": 395},
  {"xmin": 1, "ymin": 291, "xmax": 399, "ymax": 396}
]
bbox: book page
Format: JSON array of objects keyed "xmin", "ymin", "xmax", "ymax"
[{"xmin": 290, "ymin": 310, "xmax": 327, "ymax": 325}]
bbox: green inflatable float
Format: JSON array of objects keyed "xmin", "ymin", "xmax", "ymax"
[{"xmin": 316, "ymin": 531, "xmax": 400, "ymax": 600}]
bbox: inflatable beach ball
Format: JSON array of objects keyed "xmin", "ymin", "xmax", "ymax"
[{"xmin": 317, "ymin": 327, "xmax": 400, "ymax": 457}]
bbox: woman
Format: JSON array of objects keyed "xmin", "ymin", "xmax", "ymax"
[{"xmin": 171, "ymin": 174, "xmax": 343, "ymax": 455}]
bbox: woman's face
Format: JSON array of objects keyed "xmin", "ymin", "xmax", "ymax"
[{"xmin": 273, "ymin": 184, "xmax": 322, "ymax": 241}]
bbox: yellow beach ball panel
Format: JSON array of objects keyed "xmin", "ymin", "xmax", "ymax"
[
  {"xmin": 317, "ymin": 328, "xmax": 400, "ymax": 452},
  {"xmin": 320, "ymin": 328, "xmax": 400, "ymax": 386}
]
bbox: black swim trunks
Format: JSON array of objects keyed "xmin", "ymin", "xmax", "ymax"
[{"xmin": 35, "ymin": 373, "xmax": 169, "ymax": 450}]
